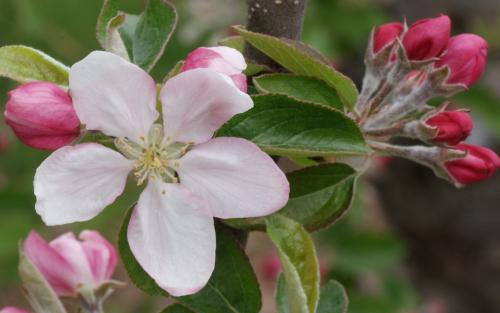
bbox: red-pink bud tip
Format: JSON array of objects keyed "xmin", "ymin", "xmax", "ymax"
[
  {"xmin": 373, "ymin": 22, "xmax": 404, "ymax": 53},
  {"xmin": 434, "ymin": 34, "xmax": 488, "ymax": 87},
  {"xmin": 446, "ymin": 144, "xmax": 500, "ymax": 184},
  {"xmin": 0, "ymin": 307, "xmax": 30, "ymax": 313},
  {"xmin": 402, "ymin": 14, "xmax": 451, "ymax": 61},
  {"xmin": 4, "ymin": 82, "xmax": 80, "ymax": 151},
  {"xmin": 425, "ymin": 110, "xmax": 473, "ymax": 145}
]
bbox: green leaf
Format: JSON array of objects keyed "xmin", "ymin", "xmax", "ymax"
[
  {"xmin": 317, "ymin": 280, "xmax": 349, "ymax": 313},
  {"xmin": 0, "ymin": 45, "xmax": 69, "ymax": 85},
  {"xmin": 276, "ymin": 274, "xmax": 290, "ymax": 313},
  {"xmin": 254, "ymin": 74, "xmax": 342, "ymax": 109},
  {"xmin": 18, "ymin": 246, "xmax": 67, "ymax": 313},
  {"xmin": 219, "ymin": 36, "xmax": 245, "ymax": 52},
  {"xmin": 225, "ymin": 163, "xmax": 356, "ymax": 232},
  {"xmin": 132, "ymin": 0, "xmax": 177, "ymax": 71},
  {"xmin": 234, "ymin": 26, "xmax": 358, "ymax": 108},
  {"xmin": 96, "ymin": 0, "xmax": 119, "ymax": 47},
  {"xmin": 217, "ymin": 94, "xmax": 369, "ymax": 157},
  {"xmin": 118, "ymin": 206, "xmax": 166, "ymax": 296},
  {"xmin": 266, "ymin": 215, "xmax": 320, "ymax": 313},
  {"xmin": 160, "ymin": 304, "xmax": 196, "ymax": 313},
  {"xmin": 177, "ymin": 223, "xmax": 261, "ymax": 313}
]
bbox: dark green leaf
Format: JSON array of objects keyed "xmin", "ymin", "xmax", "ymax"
[
  {"xmin": 160, "ymin": 304, "xmax": 196, "ymax": 313},
  {"xmin": 317, "ymin": 280, "xmax": 349, "ymax": 313},
  {"xmin": 178, "ymin": 223, "xmax": 261, "ymax": 313},
  {"xmin": 234, "ymin": 26, "xmax": 358, "ymax": 108},
  {"xmin": 0, "ymin": 46, "xmax": 69, "ymax": 85},
  {"xmin": 266, "ymin": 215, "xmax": 319, "ymax": 313},
  {"xmin": 276, "ymin": 274, "xmax": 289, "ymax": 313},
  {"xmin": 254, "ymin": 74, "xmax": 342, "ymax": 109},
  {"xmin": 118, "ymin": 206, "xmax": 166, "ymax": 296},
  {"xmin": 217, "ymin": 94, "xmax": 369, "ymax": 157}
]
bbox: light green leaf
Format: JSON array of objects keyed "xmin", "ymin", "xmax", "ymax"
[
  {"xmin": 18, "ymin": 246, "xmax": 67, "ymax": 313},
  {"xmin": 317, "ymin": 280, "xmax": 349, "ymax": 313},
  {"xmin": 160, "ymin": 304, "xmax": 196, "ymax": 313},
  {"xmin": 219, "ymin": 36, "xmax": 245, "ymax": 52},
  {"xmin": 96, "ymin": 0, "xmax": 119, "ymax": 47},
  {"xmin": 266, "ymin": 215, "xmax": 320, "ymax": 313},
  {"xmin": 217, "ymin": 94, "xmax": 370, "ymax": 157},
  {"xmin": 177, "ymin": 224, "xmax": 261, "ymax": 313},
  {"xmin": 234, "ymin": 26, "xmax": 358, "ymax": 107},
  {"xmin": 0, "ymin": 45, "xmax": 69, "ymax": 85},
  {"xmin": 105, "ymin": 13, "xmax": 130, "ymax": 60},
  {"xmin": 118, "ymin": 207, "xmax": 167, "ymax": 296},
  {"xmin": 276, "ymin": 274, "xmax": 289, "ymax": 313},
  {"xmin": 254, "ymin": 74, "xmax": 342, "ymax": 109}
]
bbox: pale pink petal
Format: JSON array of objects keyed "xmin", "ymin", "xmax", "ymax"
[
  {"xmin": 0, "ymin": 307, "xmax": 31, "ymax": 313},
  {"xmin": 127, "ymin": 181, "xmax": 215, "ymax": 296},
  {"xmin": 207, "ymin": 46, "xmax": 247, "ymax": 72},
  {"xmin": 182, "ymin": 47, "xmax": 246, "ymax": 76},
  {"xmin": 177, "ymin": 137, "xmax": 289, "ymax": 218},
  {"xmin": 80, "ymin": 231, "xmax": 117, "ymax": 282},
  {"xmin": 34, "ymin": 143, "xmax": 134, "ymax": 225},
  {"xmin": 49, "ymin": 233, "xmax": 94, "ymax": 287},
  {"xmin": 23, "ymin": 231, "xmax": 78, "ymax": 296},
  {"xmin": 69, "ymin": 51, "xmax": 158, "ymax": 143},
  {"xmin": 160, "ymin": 68, "xmax": 252, "ymax": 144},
  {"xmin": 230, "ymin": 73, "xmax": 248, "ymax": 93}
]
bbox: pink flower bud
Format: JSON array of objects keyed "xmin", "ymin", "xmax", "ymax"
[
  {"xmin": 4, "ymin": 82, "xmax": 80, "ymax": 151},
  {"xmin": 434, "ymin": 34, "xmax": 488, "ymax": 87},
  {"xmin": 425, "ymin": 110, "xmax": 473, "ymax": 145},
  {"xmin": 0, "ymin": 308, "xmax": 30, "ymax": 313},
  {"xmin": 181, "ymin": 46, "xmax": 248, "ymax": 92},
  {"xmin": 402, "ymin": 15, "xmax": 451, "ymax": 61},
  {"xmin": 373, "ymin": 22, "xmax": 404, "ymax": 53},
  {"xmin": 23, "ymin": 230, "xmax": 117, "ymax": 297},
  {"xmin": 446, "ymin": 144, "xmax": 500, "ymax": 184}
]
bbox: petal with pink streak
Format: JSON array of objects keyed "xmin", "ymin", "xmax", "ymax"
[{"xmin": 80, "ymin": 231, "xmax": 117, "ymax": 282}]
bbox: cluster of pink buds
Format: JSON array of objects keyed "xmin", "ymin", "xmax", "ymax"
[{"xmin": 356, "ymin": 15, "xmax": 500, "ymax": 186}]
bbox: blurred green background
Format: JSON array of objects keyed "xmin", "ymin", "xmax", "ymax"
[{"xmin": 1, "ymin": 1, "xmax": 499, "ymax": 313}]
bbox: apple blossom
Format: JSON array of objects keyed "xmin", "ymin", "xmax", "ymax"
[
  {"xmin": 372, "ymin": 22, "xmax": 404, "ymax": 53},
  {"xmin": 23, "ymin": 230, "xmax": 117, "ymax": 297},
  {"xmin": 434, "ymin": 34, "xmax": 488, "ymax": 87},
  {"xmin": 446, "ymin": 144, "xmax": 500, "ymax": 184},
  {"xmin": 4, "ymin": 82, "xmax": 80, "ymax": 150},
  {"xmin": 181, "ymin": 46, "xmax": 248, "ymax": 92},
  {"xmin": 34, "ymin": 51, "xmax": 289, "ymax": 296},
  {"xmin": 0, "ymin": 308, "xmax": 30, "ymax": 313},
  {"xmin": 425, "ymin": 110, "xmax": 473, "ymax": 145},
  {"xmin": 402, "ymin": 15, "xmax": 451, "ymax": 61}
]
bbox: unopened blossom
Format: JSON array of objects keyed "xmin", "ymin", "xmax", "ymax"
[
  {"xmin": 446, "ymin": 144, "xmax": 500, "ymax": 184},
  {"xmin": 0, "ymin": 307, "xmax": 30, "ymax": 313},
  {"xmin": 402, "ymin": 15, "xmax": 451, "ymax": 61},
  {"xmin": 181, "ymin": 46, "xmax": 247, "ymax": 92},
  {"xmin": 4, "ymin": 82, "xmax": 80, "ymax": 150},
  {"xmin": 372, "ymin": 22, "xmax": 404, "ymax": 53},
  {"xmin": 425, "ymin": 110, "xmax": 473, "ymax": 145},
  {"xmin": 434, "ymin": 34, "xmax": 488, "ymax": 87},
  {"xmin": 34, "ymin": 51, "xmax": 289, "ymax": 296},
  {"xmin": 23, "ymin": 230, "xmax": 117, "ymax": 297}
]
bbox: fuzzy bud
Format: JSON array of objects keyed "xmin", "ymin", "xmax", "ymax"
[
  {"xmin": 434, "ymin": 34, "xmax": 488, "ymax": 87},
  {"xmin": 181, "ymin": 46, "xmax": 248, "ymax": 92},
  {"xmin": 4, "ymin": 82, "xmax": 80, "ymax": 150},
  {"xmin": 425, "ymin": 110, "xmax": 473, "ymax": 145},
  {"xmin": 402, "ymin": 15, "xmax": 451, "ymax": 61},
  {"xmin": 446, "ymin": 144, "xmax": 500, "ymax": 184},
  {"xmin": 23, "ymin": 230, "xmax": 117, "ymax": 297},
  {"xmin": 373, "ymin": 22, "xmax": 404, "ymax": 53}
]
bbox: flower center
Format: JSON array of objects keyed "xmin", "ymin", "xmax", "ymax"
[{"xmin": 115, "ymin": 124, "xmax": 190, "ymax": 185}]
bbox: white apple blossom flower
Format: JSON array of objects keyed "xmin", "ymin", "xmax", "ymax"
[{"xmin": 33, "ymin": 51, "xmax": 289, "ymax": 296}]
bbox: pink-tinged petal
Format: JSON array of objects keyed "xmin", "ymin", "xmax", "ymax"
[
  {"xmin": 206, "ymin": 46, "xmax": 247, "ymax": 72},
  {"xmin": 80, "ymin": 231, "xmax": 117, "ymax": 282},
  {"xmin": 69, "ymin": 51, "xmax": 158, "ymax": 143},
  {"xmin": 34, "ymin": 143, "xmax": 134, "ymax": 225},
  {"xmin": 160, "ymin": 69, "xmax": 252, "ymax": 144},
  {"xmin": 230, "ymin": 73, "xmax": 248, "ymax": 93},
  {"xmin": 127, "ymin": 181, "xmax": 215, "ymax": 296},
  {"xmin": 49, "ymin": 233, "xmax": 94, "ymax": 287},
  {"xmin": 177, "ymin": 137, "xmax": 290, "ymax": 218},
  {"xmin": 23, "ymin": 231, "xmax": 78, "ymax": 296},
  {"xmin": 0, "ymin": 307, "xmax": 31, "ymax": 313},
  {"xmin": 181, "ymin": 47, "xmax": 246, "ymax": 76}
]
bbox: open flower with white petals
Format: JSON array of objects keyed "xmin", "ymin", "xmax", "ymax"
[{"xmin": 34, "ymin": 51, "xmax": 289, "ymax": 296}]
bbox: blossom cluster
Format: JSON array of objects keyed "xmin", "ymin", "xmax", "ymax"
[{"xmin": 356, "ymin": 15, "xmax": 500, "ymax": 186}]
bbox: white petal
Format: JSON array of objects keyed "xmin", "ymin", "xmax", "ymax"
[
  {"xmin": 128, "ymin": 181, "xmax": 215, "ymax": 296},
  {"xmin": 178, "ymin": 137, "xmax": 290, "ymax": 218},
  {"xmin": 34, "ymin": 143, "xmax": 134, "ymax": 225},
  {"xmin": 207, "ymin": 47, "xmax": 247, "ymax": 71},
  {"xmin": 69, "ymin": 51, "xmax": 159, "ymax": 143},
  {"xmin": 160, "ymin": 68, "xmax": 253, "ymax": 144}
]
